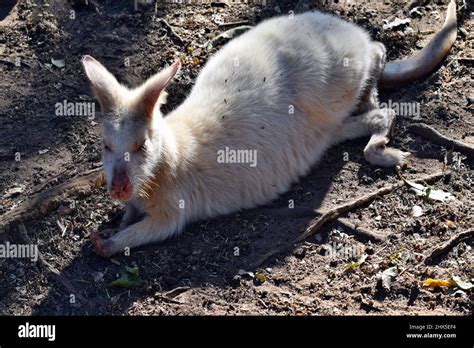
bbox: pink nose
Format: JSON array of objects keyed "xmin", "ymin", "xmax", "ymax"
[{"xmin": 110, "ymin": 173, "xmax": 132, "ymax": 200}]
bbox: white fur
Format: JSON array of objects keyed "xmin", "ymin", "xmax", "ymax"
[{"xmin": 84, "ymin": 11, "xmax": 408, "ymax": 256}]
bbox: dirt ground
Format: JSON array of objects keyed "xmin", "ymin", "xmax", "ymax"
[{"xmin": 0, "ymin": 0, "xmax": 472, "ymax": 315}]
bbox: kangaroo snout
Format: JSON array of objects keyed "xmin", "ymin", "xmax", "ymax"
[{"xmin": 110, "ymin": 170, "xmax": 132, "ymax": 201}]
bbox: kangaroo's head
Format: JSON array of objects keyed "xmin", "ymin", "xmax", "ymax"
[{"xmin": 82, "ymin": 55, "xmax": 180, "ymax": 201}]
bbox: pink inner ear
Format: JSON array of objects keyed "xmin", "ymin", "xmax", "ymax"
[
  {"xmin": 82, "ymin": 56, "xmax": 121, "ymax": 112},
  {"xmin": 140, "ymin": 60, "xmax": 181, "ymax": 119},
  {"xmin": 82, "ymin": 55, "xmax": 96, "ymax": 63}
]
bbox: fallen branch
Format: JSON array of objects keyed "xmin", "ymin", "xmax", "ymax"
[
  {"xmin": 406, "ymin": 0, "xmax": 429, "ymax": 11},
  {"xmin": 30, "ymin": 168, "xmax": 70, "ymax": 194},
  {"xmin": 252, "ymin": 171, "xmax": 450, "ymax": 268},
  {"xmin": 408, "ymin": 123, "xmax": 474, "ymax": 158},
  {"xmin": 219, "ymin": 20, "xmax": 250, "ymax": 28},
  {"xmin": 255, "ymin": 207, "xmax": 387, "ymax": 242},
  {"xmin": 163, "ymin": 286, "xmax": 190, "ymax": 298},
  {"xmin": 424, "ymin": 228, "xmax": 474, "ymax": 264},
  {"xmin": 299, "ymin": 171, "xmax": 449, "ymax": 242},
  {"xmin": 0, "ymin": 58, "xmax": 31, "ymax": 68},
  {"xmin": 0, "ymin": 168, "xmax": 104, "ymax": 233},
  {"xmin": 158, "ymin": 18, "xmax": 185, "ymax": 46},
  {"xmin": 337, "ymin": 217, "xmax": 389, "ymax": 243},
  {"xmin": 455, "ymin": 57, "xmax": 474, "ymax": 63}
]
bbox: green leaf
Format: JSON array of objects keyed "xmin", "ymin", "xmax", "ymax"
[
  {"xmin": 424, "ymin": 187, "xmax": 432, "ymax": 200},
  {"xmin": 108, "ymin": 266, "xmax": 142, "ymax": 288},
  {"xmin": 342, "ymin": 254, "xmax": 367, "ymax": 273},
  {"xmin": 342, "ymin": 261, "xmax": 359, "ymax": 272}
]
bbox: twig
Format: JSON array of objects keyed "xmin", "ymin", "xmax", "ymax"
[
  {"xmin": 408, "ymin": 123, "xmax": 474, "ymax": 158},
  {"xmin": 455, "ymin": 57, "xmax": 474, "ymax": 62},
  {"xmin": 0, "ymin": 168, "xmax": 104, "ymax": 233},
  {"xmin": 158, "ymin": 18, "xmax": 185, "ymax": 46},
  {"xmin": 299, "ymin": 171, "xmax": 449, "ymax": 243},
  {"xmin": 163, "ymin": 286, "xmax": 190, "ymax": 298},
  {"xmin": 406, "ymin": 0, "xmax": 429, "ymax": 11},
  {"xmin": 424, "ymin": 229, "xmax": 474, "ymax": 264},
  {"xmin": 252, "ymin": 171, "xmax": 450, "ymax": 268},
  {"xmin": 78, "ymin": 144, "xmax": 88, "ymax": 157},
  {"xmin": 298, "ymin": 188, "xmax": 400, "ymax": 242},
  {"xmin": 154, "ymin": 293, "xmax": 187, "ymax": 305},
  {"xmin": 0, "ymin": 58, "xmax": 30, "ymax": 68},
  {"xmin": 30, "ymin": 168, "xmax": 70, "ymax": 194},
  {"xmin": 337, "ymin": 217, "xmax": 389, "ymax": 243},
  {"xmin": 0, "ymin": 58, "xmax": 15, "ymax": 67},
  {"xmin": 255, "ymin": 207, "xmax": 387, "ymax": 242},
  {"xmin": 219, "ymin": 20, "xmax": 250, "ymax": 28}
]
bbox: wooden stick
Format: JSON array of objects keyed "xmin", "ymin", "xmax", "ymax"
[
  {"xmin": 158, "ymin": 18, "xmax": 185, "ymax": 46},
  {"xmin": 254, "ymin": 207, "xmax": 387, "ymax": 242},
  {"xmin": 455, "ymin": 57, "xmax": 474, "ymax": 62},
  {"xmin": 163, "ymin": 286, "xmax": 191, "ymax": 298},
  {"xmin": 406, "ymin": 0, "xmax": 430, "ymax": 11},
  {"xmin": 0, "ymin": 168, "xmax": 104, "ymax": 233},
  {"xmin": 252, "ymin": 171, "xmax": 450, "ymax": 268},
  {"xmin": 337, "ymin": 217, "xmax": 389, "ymax": 243},
  {"xmin": 299, "ymin": 171, "xmax": 450, "ymax": 242},
  {"xmin": 408, "ymin": 123, "xmax": 474, "ymax": 158},
  {"xmin": 30, "ymin": 168, "xmax": 70, "ymax": 194},
  {"xmin": 424, "ymin": 229, "xmax": 474, "ymax": 264},
  {"xmin": 219, "ymin": 20, "xmax": 250, "ymax": 28}
]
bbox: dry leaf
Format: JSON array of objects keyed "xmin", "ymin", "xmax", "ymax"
[
  {"xmin": 51, "ymin": 58, "xmax": 65, "ymax": 68},
  {"xmin": 4, "ymin": 185, "xmax": 25, "ymax": 198},
  {"xmin": 382, "ymin": 17, "xmax": 411, "ymax": 30},
  {"xmin": 377, "ymin": 266, "xmax": 398, "ymax": 291},
  {"xmin": 411, "ymin": 205, "xmax": 423, "ymax": 217},
  {"xmin": 451, "ymin": 276, "xmax": 473, "ymax": 291},
  {"xmin": 423, "ymin": 278, "xmax": 454, "ymax": 288},
  {"xmin": 444, "ymin": 220, "xmax": 456, "ymax": 229},
  {"xmin": 406, "ymin": 181, "xmax": 455, "ymax": 202}
]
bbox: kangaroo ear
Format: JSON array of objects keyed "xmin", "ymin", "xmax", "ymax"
[
  {"xmin": 82, "ymin": 55, "xmax": 124, "ymax": 112},
  {"xmin": 134, "ymin": 59, "xmax": 181, "ymax": 120}
]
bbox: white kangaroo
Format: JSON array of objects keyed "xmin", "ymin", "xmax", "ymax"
[{"xmin": 82, "ymin": 2, "xmax": 457, "ymax": 256}]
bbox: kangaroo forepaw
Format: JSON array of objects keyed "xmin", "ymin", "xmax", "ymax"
[{"xmin": 90, "ymin": 230, "xmax": 116, "ymax": 258}]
